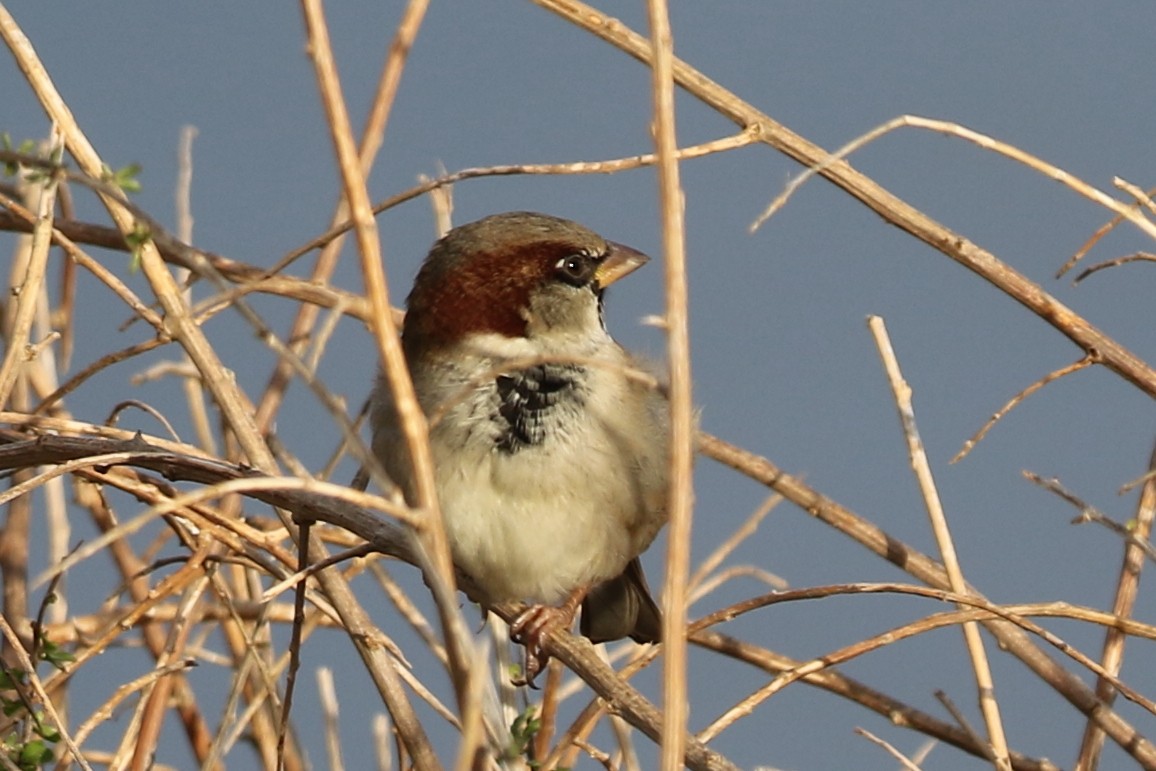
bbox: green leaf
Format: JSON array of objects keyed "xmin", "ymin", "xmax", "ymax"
[
  {"xmin": 40, "ymin": 646, "xmax": 75, "ymax": 671},
  {"xmin": 125, "ymin": 222, "xmax": 152, "ymax": 270},
  {"xmin": 102, "ymin": 162, "xmax": 142, "ymax": 193},
  {"xmin": 18, "ymin": 738, "xmax": 53, "ymax": 767},
  {"xmin": 36, "ymin": 634, "xmax": 75, "ymax": 671},
  {"xmin": 1, "ymin": 134, "xmax": 36, "ymax": 177},
  {"xmin": 0, "ymin": 669, "xmax": 24, "ymax": 690},
  {"xmin": 505, "ymin": 706, "xmax": 542, "ymax": 760}
]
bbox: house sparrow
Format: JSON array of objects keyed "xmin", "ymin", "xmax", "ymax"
[{"xmin": 370, "ymin": 211, "xmax": 669, "ymax": 682}]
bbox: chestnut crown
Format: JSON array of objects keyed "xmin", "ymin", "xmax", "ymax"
[{"xmin": 402, "ymin": 212, "xmax": 648, "ymax": 350}]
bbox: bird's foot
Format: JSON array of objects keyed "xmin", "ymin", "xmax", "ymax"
[
  {"xmin": 509, "ymin": 605, "xmax": 563, "ymax": 687},
  {"xmin": 509, "ymin": 589, "xmax": 585, "ymax": 687}
]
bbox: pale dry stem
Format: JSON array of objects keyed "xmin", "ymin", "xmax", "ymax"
[
  {"xmin": 869, "ymin": 315, "xmax": 1010, "ymax": 770},
  {"xmin": 953, "ymin": 355, "xmax": 1097, "ymax": 463},
  {"xmin": 638, "ymin": 7, "xmax": 692, "ymax": 754},
  {"xmin": 855, "ymin": 727, "xmax": 926, "ymax": 771},
  {"xmin": 298, "ymin": 12, "xmax": 470, "ymax": 765}
]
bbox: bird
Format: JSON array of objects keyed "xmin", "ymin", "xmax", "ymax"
[{"xmin": 369, "ymin": 211, "xmax": 669, "ymax": 683}]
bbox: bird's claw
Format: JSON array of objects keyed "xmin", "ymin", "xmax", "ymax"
[{"xmin": 509, "ymin": 605, "xmax": 567, "ymax": 688}]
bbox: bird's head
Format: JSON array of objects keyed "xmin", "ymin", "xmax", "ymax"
[{"xmin": 402, "ymin": 211, "xmax": 649, "ymax": 356}]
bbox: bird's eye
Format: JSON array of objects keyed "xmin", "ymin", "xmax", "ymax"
[{"xmin": 554, "ymin": 253, "xmax": 595, "ymax": 286}]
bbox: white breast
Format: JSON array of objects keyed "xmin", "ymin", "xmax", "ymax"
[{"xmin": 373, "ymin": 331, "xmax": 669, "ymax": 605}]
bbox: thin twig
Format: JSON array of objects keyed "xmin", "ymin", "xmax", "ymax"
[
  {"xmin": 750, "ymin": 115, "xmax": 1156, "ymax": 246},
  {"xmin": 129, "ymin": 561, "xmax": 211, "ymax": 771},
  {"xmin": 296, "ymin": 3, "xmax": 454, "ymax": 765},
  {"xmin": 953, "ymin": 356, "xmax": 1097, "ymax": 463},
  {"xmin": 0, "ymin": 200, "xmax": 166, "ymax": 333},
  {"xmin": 694, "ymin": 584, "xmax": 1156, "ymax": 744},
  {"xmin": 869, "ymin": 316, "xmax": 1010, "ymax": 770},
  {"xmin": 1076, "ymin": 439, "xmax": 1156, "ymax": 769},
  {"xmin": 266, "ymin": 128, "xmax": 758, "ymax": 277},
  {"xmin": 0, "ymin": 133, "xmax": 59, "ymax": 408},
  {"xmin": 317, "ymin": 667, "xmax": 345, "ymax": 771},
  {"xmin": 688, "ymin": 493, "xmax": 782, "ymax": 596},
  {"xmin": 252, "ymin": 0, "xmax": 429, "ymax": 436},
  {"xmin": 71, "ymin": 659, "xmax": 198, "ymax": 749},
  {"xmin": 696, "ymin": 429, "xmax": 1156, "ymax": 765},
  {"xmin": 0, "ymin": 607, "xmax": 96, "ymax": 771},
  {"xmin": 1057, "ymin": 185, "xmax": 1156, "ymax": 278},
  {"xmin": 854, "ymin": 727, "xmax": 925, "ymax": 771},
  {"xmin": 1074, "ymin": 252, "xmax": 1156, "ymax": 285},
  {"xmin": 937, "ymin": 690, "xmax": 992, "ymax": 763}
]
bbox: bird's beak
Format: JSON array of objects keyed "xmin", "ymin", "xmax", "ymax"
[{"xmin": 596, "ymin": 241, "xmax": 650, "ymax": 288}]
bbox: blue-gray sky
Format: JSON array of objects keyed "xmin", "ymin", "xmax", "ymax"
[{"xmin": 5, "ymin": 3, "xmax": 1156, "ymax": 769}]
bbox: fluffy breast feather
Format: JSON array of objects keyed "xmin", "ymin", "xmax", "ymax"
[{"xmin": 372, "ymin": 333, "xmax": 669, "ymax": 604}]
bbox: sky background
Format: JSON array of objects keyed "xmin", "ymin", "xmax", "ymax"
[{"xmin": 5, "ymin": 2, "xmax": 1156, "ymax": 769}]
